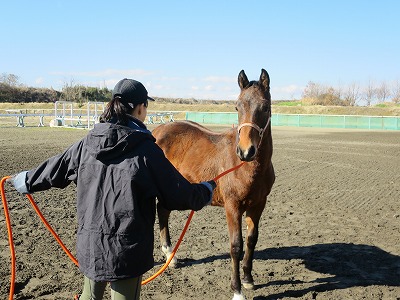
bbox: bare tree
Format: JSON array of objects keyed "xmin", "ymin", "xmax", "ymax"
[
  {"xmin": 334, "ymin": 83, "xmax": 344, "ymax": 102},
  {"xmin": 392, "ymin": 80, "xmax": 400, "ymax": 104},
  {"xmin": 302, "ymin": 81, "xmax": 323, "ymax": 99},
  {"xmin": 363, "ymin": 79, "xmax": 376, "ymax": 106},
  {"xmin": 61, "ymin": 79, "xmax": 85, "ymax": 106},
  {"xmin": 376, "ymin": 81, "xmax": 391, "ymax": 103},
  {"xmin": 0, "ymin": 73, "xmax": 20, "ymax": 86},
  {"xmin": 344, "ymin": 83, "xmax": 361, "ymax": 106}
]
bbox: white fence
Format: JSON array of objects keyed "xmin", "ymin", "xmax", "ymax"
[
  {"xmin": 54, "ymin": 101, "xmax": 105, "ymax": 128},
  {"xmin": 0, "ymin": 102, "xmax": 175, "ymax": 128}
]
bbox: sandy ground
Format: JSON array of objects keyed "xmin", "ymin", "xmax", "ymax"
[{"xmin": 1, "ymin": 125, "xmax": 399, "ymax": 300}]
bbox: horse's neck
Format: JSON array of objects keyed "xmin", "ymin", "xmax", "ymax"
[{"xmin": 254, "ymin": 130, "xmax": 273, "ymax": 170}]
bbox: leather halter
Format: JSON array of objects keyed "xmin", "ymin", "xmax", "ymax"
[
  {"xmin": 238, "ymin": 115, "xmax": 271, "ymax": 138},
  {"xmin": 237, "ymin": 114, "xmax": 271, "ymax": 144}
]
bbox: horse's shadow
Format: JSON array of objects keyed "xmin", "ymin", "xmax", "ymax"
[{"xmin": 179, "ymin": 243, "xmax": 400, "ymax": 299}]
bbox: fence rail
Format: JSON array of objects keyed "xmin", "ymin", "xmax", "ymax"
[
  {"xmin": 185, "ymin": 112, "xmax": 400, "ymax": 131},
  {"xmin": 0, "ymin": 110, "xmax": 175, "ymax": 128},
  {"xmin": 2, "ymin": 110, "xmax": 399, "ymax": 131}
]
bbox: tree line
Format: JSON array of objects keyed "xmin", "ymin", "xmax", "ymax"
[
  {"xmin": 0, "ymin": 73, "xmax": 111, "ymax": 106},
  {"xmin": 302, "ymin": 80, "xmax": 400, "ymax": 106},
  {"xmin": 1, "ymin": 73, "xmax": 399, "ymax": 106}
]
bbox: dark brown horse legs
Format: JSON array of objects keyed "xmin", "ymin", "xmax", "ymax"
[
  {"xmin": 157, "ymin": 202, "xmax": 172, "ymax": 248},
  {"xmin": 157, "ymin": 202, "xmax": 178, "ymax": 267},
  {"xmin": 242, "ymin": 201, "xmax": 266, "ymax": 289},
  {"xmin": 226, "ymin": 207, "xmax": 245, "ymax": 297}
]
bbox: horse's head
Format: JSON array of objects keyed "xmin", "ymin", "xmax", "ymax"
[{"xmin": 235, "ymin": 68, "xmax": 271, "ymax": 161}]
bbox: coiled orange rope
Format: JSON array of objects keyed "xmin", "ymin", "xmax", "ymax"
[{"xmin": 1, "ymin": 161, "xmax": 245, "ymax": 299}]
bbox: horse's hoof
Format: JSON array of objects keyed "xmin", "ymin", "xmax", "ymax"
[
  {"xmin": 232, "ymin": 292, "xmax": 246, "ymax": 300},
  {"xmin": 162, "ymin": 246, "xmax": 178, "ymax": 268},
  {"xmin": 166, "ymin": 253, "xmax": 178, "ymax": 268},
  {"xmin": 242, "ymin": 281, "xmax": 255, "ymax": 290}
]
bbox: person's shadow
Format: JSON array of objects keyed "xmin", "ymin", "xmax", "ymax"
[{"xmin": 251, "ymin": 243, "xmax": 400, "ymax": 299}]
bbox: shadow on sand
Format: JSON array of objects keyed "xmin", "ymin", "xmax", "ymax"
[
  {"xmin": 254, "ymin": 243, "xmax": 400, "ymax": 299},
  {"xmin": 180, "ymin": 243, "xmax": 400, "ymax": 299}
]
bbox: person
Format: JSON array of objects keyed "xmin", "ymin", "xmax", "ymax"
[{"xmin": 8, "ymin": 78, "xmax": 216, "ymax": 300}]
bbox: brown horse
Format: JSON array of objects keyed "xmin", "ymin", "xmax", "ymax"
[{"xmin": 153, "ymin": 69, "xmax": 275, "ymax": 300}]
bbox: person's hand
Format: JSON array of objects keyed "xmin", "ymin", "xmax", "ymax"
[
  {"xmin": 206, "ymin": 180, "xmax": 217, "ymax": 190},
  {"xmin": 200, "ymin": 180, "xmax": 217, "ymax": 205},
  {"xmin": 6, "ymin": 171, "xmax": 29, "ymax": 194}
]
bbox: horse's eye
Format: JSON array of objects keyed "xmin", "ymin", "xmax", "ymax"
[{"xmin": 235, "ymin": 106, "xmax": 238, "ymax": 111}]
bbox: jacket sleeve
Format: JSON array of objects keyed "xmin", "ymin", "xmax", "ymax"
[
  {"xmin": 25, "ymin": 140, "xmax": 83, "ymax": 193},
  {"xmin": 145, "ymin": 143, "xmax": 212, "ymax": 211}
]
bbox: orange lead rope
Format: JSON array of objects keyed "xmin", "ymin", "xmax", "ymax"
[
  {"xmin": 0, "ymin": 161, "xmax": 246, "ymax": 298},
  {"xmin": 141, "ymin": 161, "xmax": 246, "ymax": 285},
  {"xmin": 213, "ymin": 162, "xmax": 245, "ymax": 181},
  {"xmin": 25, "ymin": 193, "xmax": 79, "ymax": 267},
  {"xmin": 141, "ymin": 209, "xmax": 194, "ymax": 285},
  {"xmin": 1, "ymin": 176, "xmax": 15, "ymax": 300}
]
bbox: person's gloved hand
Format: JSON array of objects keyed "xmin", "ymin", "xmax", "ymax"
[
  {"xmin": 206, "ymin": 180, "xmax": 216, "ymax": 190},
  {"xmin": 6, "ymin": 171, "xmax": 29, "ymax": 194},
  {"xmin": 200, "ymin": 180, "xmax": 217, "ymax": 205}
]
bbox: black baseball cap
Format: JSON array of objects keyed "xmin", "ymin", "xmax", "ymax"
[{"xmin": 112, "ymin": 78, "xmax": 155, "ymax": 107}]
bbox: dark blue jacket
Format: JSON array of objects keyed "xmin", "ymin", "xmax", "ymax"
[{"xmin": 23, "ymin": 117, "xmax": 211, "ymax": 281}]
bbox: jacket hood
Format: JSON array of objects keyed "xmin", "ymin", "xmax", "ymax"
[{"xmin": 84, "ymin": 118, "xmax": 155, "ymax": 161}]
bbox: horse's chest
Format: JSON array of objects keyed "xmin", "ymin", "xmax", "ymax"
[{"xmin": 219, "ymin": 179, "xmax": 267, "ymax": 203}]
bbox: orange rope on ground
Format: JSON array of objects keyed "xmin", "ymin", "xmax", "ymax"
[
  {"xmin": 1, "ymin": 176, "xmax": 15, "ymax": 300},
  {"xmin": 0, "ymin": 161, "xmax": 246, "ymax": 298},
  {"xmin": 25, "ymin": 194, "xmax": 79, "ymax": 267}
]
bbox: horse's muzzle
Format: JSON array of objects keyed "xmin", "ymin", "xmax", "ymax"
[{"xmin": 236, "ymin": 145, "xmax": 256, "ymax": 161}]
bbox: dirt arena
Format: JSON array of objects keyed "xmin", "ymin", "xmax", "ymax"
[{"xmin": 1, "ymin": 125, "xmax": 399, "ymax": 300}]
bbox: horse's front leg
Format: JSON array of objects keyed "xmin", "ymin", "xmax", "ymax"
[
  {"xmin": 242, "ymin": 199, "xmax": 266, "ymax": 290},
  {"xmin": 157, "ymin": 202, "xmax": 177, "ymax": 267},
  {"xmin": 226, "ymin": 206, "xmax": 245, "ymax": 300}
]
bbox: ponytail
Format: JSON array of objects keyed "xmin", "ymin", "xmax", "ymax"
[{"xmin": 99, "ymin": 96, "xmax": 133, "ymax": 125}]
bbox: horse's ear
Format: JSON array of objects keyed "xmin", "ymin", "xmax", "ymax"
[
  {"xmin": 259, "ymin": 69, "xmax": 270, "ymax": 90},
  {"xmin": 238, "ymin": 70, "xmax": 249, "ymax": 90}
]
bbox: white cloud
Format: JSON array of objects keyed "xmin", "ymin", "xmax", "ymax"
[
  {"xmin": 153, "ymin": 84, "xmax": 165, "ymax": 90},
  {"xmin": 102, "ymin": 79, "xmax": 118, "ymax": 88},
  {"xmin": 272, "ymin": 84, "xmax": 303, "ymax": 93},
  {"xmin": 46, "ymin": 69, "xmax": 244, "ymax": 100},
  {"xmin": 50, "ymin": 69, "xmax": 155, "ymax": 77},
  {"xmin": 35, "ymin": 77, "xmax": 44, "ymax": 85},
  {"xmin": 159, "ymin": 76, "xmax": 182, "ymax": 82},
  {"xmin": 226, "ymin": 93, "xmax": 239, "ymax": 100},
  {"xmin": 203, "ymin": 76, "xmax": 236, "ymax": 83},
  {"xmin": 271, "ymin": 84, "xmax": 304, "ymax": 100}
]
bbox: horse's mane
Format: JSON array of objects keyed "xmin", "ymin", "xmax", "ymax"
[
  {"xmin": 245, "ymin": 80, "xmax": 258, "ymax": 88},
  {"xmin": 183, "ymin": 120, "xmax": 231, "ymax": 135}
]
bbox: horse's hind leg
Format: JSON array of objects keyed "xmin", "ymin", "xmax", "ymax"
[
  {"xmin": 242, "ymin": 200, "xmax": 266, "ymax": 290},
  {"xmin": 157, "ymin": 202, "xmax": 177, "ymax": 267}
]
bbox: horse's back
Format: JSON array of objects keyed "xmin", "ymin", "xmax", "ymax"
[
  {"xmin": 152, "ymin": 121, "xmax": 236, "ymax": 182},
  {"xmin": 153, "ymin": 120, "xmax": 231, "ymax": 151},
  {"xmin": 153, "ymin": 120, "xmax": 217, "ymax": 138}
]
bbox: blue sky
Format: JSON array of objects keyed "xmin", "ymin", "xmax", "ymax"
[{"xmin": 1, "ymin": 0, "xmax": 399, "ymax": 100}]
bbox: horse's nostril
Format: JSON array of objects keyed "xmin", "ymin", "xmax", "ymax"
[
  {"xmin": 236, "ymin": 145, "xmax": 256, "ymax": 161},
  {"xmin": 247, "ymin": 146, "xmax": 256, "ymax": 159}
]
